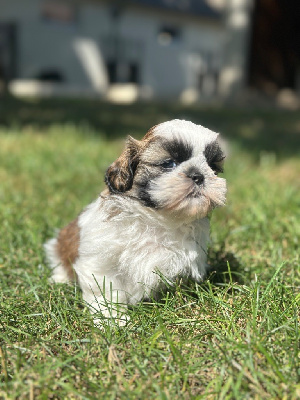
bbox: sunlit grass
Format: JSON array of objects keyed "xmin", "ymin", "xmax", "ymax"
[{"xmin": 0, "ymin": 107, "xmax": 299, "ymax": 399}]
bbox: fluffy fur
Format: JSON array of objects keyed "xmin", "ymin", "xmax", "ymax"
[{"xmin": 45, "ymin": 119, "xmax": 227, "ymax": 326}]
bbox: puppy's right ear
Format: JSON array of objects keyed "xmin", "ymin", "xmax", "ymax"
[{"xmin": 105, "ymin": 136, "xmax": 140, "ymax": 193}]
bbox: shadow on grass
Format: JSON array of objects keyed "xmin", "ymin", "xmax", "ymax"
[
  {"xmin": 138, "ymin": 246, "xmax": 244, "ymax": 311},
  {"xmin": 207, "ymin": 247, "xmax": 244, "ymax": 285},
  {"xmin": 1, "ymin": 95, "xmax": 300, "ymax": 158}
]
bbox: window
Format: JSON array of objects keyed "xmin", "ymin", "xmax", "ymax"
[
  {"xmin": 36, "ymin": 69, "xmax": 65, "ymax": 83},
  {"xmin": 102, "ymin": 36, "xmax": 143, "ymax": 84},
  {"xmin": 106, "ymin": 61, "xmax": 140, "ymax": 84},
  {"xmin": 157, "ymin": 26, "xmax": 181, "ymax": 46}
]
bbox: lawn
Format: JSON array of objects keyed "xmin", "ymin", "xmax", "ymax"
[{"xmin": 0, "ymin": 98, "xmax": 299, "ymax": 399}]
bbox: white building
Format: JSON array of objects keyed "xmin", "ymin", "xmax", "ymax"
[{"xmin": 0, "ymin": 0, "xmax": 253, "ymax": 102}]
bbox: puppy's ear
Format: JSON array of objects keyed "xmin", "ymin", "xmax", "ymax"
[{"xmin": 105, "ymin": 136, "xmax": 140, "ymax": 193}]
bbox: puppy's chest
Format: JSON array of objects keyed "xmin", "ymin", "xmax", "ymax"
[
  {"xmin": 119, "ymin": 217, "xmax": 203, "ymax": 267},
  {"xmin": 80, "ymin": 198, "xmax": 208, "ymax": 276},
  {"xmin": 149, "ymin": 224, "xmax": 198, "ymax": 253}
]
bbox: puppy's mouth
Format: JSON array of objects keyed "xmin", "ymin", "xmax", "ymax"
[
  {"xmin": 186, "ymin": 180, "xmax": 220, "ymax": 210},
  {"xmin": 187, "ymin": 186, "xmax": 203, "ymax": 199},
  {"xmin": 182, "ymin": 173, "xmax": 204, "ymax": 195},
  {"xmin": 190, "ymin": 175, "xmax": 227, "ymax": 210}
]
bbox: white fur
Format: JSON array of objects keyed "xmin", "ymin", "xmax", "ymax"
[
  {"xmin": 46, "ymin": 195, "xmax": 210, "ymax": 322},
  {"xmin": 154, "ymin": 119, "xmax": 219, "ymax": 151}
]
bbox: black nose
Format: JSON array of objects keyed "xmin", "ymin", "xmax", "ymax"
[
  {"xmin": 187, "ymin": 169, "xmax": 205, "ymax": 185},
  {"xmin": 191, "ymin": 174, "xmax": 204, "ymax": 185}
]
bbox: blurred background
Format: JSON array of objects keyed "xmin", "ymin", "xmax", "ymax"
[
  {"xmin": 0, "ymin": 7, "xmax": 299, "ymax": 395},
  {"xmin": 0, "ymin": 0, "xmax": 300, "ymax": 108}
]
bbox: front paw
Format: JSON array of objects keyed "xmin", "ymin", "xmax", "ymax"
[{"xmin": 93, "ymin": 310, "xmax": 130, "ymax": 329}]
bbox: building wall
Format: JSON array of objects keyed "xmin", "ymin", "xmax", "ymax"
[{"xmin": 0, "ymin": 0, "xmax": 228, "ymax": 99}]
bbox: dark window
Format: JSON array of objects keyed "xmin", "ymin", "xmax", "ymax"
[
  {"xmin": 107, "ymin": 61, "xmax": 140, "ymax": 84},
  {"xmin": 102, "ymin": 36, "xmax": 143, "ymax": 84},
  {"xmin": 36, "ymin": 70, "xmax": 65, "ymax": 83},
  {"xmin": 157, "ymin": 26, "xmax": 181, "ymax": 46}
]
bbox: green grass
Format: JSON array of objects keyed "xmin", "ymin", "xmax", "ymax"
[{"xmin": 0, "ymin": 99, "xmax": 299, "ymax": 399}]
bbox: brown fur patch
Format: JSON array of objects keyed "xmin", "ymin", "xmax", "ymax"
[
  {"xmin": 105, "ymin": 136, "xmax": 140, "ymax": 193},
  {"xmin": 143, "ymin": 124, "xmax": 159, "ymax": 141},
  {"xmin": 56, "ymin": 218, "xmax": 80, "ymax": 280},
  {"xmin": 105, "ymin": 125, "xmax": 158, "ymax": 194},
  {"xmin": 105, "ymin": 129, "xmax": 156, "ymax": 194}
]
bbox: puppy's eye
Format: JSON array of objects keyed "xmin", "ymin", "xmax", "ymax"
[
  {"xmin": 210, "ymin": 158, "xmax": 225, "ymax": 174},
  {"xmin": 160, "ymin": 159, "xmax": 177, "ymax": 169},
  {"xmin": 205, "ymin": 141, "xmax": 225, "ymax": 174}
]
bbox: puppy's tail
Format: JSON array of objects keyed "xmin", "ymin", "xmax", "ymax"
[{"xmin": 44, "ymin": 238, "xmax": 74, "ymax": 284}]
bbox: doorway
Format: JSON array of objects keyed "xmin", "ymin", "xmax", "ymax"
[{"xmin": 248, "ymin": 0, "xmax": 300, "ymax": 93}]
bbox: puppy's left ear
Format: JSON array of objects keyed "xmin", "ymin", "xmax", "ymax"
[{"xmin": 105, "ymin": 136, "xmax": 140, "ymax": 193}]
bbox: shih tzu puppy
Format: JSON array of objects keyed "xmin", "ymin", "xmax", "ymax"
[{"xmin": 45, "ymin": 119, "xmax": 227, "ymax": 325}]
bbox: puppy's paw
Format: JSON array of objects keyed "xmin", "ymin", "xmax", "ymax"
[
  {"xmin": 48, "ymin": 264, "xmax": 72, "ymax": 284},
  {"xmin": 92, "ymin": 305, "xmax": 130, "ymax": 329},
  {"xmin": 93, "ymin": 313, "xmax": 130, "ymax": 329}
]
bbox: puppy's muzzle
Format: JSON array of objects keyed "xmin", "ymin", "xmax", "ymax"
[{"xmin": 186, "ymin": 168, "xmax": 205, "ymax": 186}]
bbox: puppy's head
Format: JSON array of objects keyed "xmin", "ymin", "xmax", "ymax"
[{"xmin": 105, "ymin": 119, "xmax": 227, "ymax": 220}]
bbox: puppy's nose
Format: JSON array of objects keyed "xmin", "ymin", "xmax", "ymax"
[
  {"xmin": 187, "ymin": 170, "xmax": 205, "ymax": 185},
  {"xmin": 191, "ymin": 173, "xmax": 204, "ymax": 185}
]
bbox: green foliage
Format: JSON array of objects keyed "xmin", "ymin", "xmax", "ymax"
[{"xmin": 0, "ymin": 101, "xmax": 299, "ymax": 399}]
